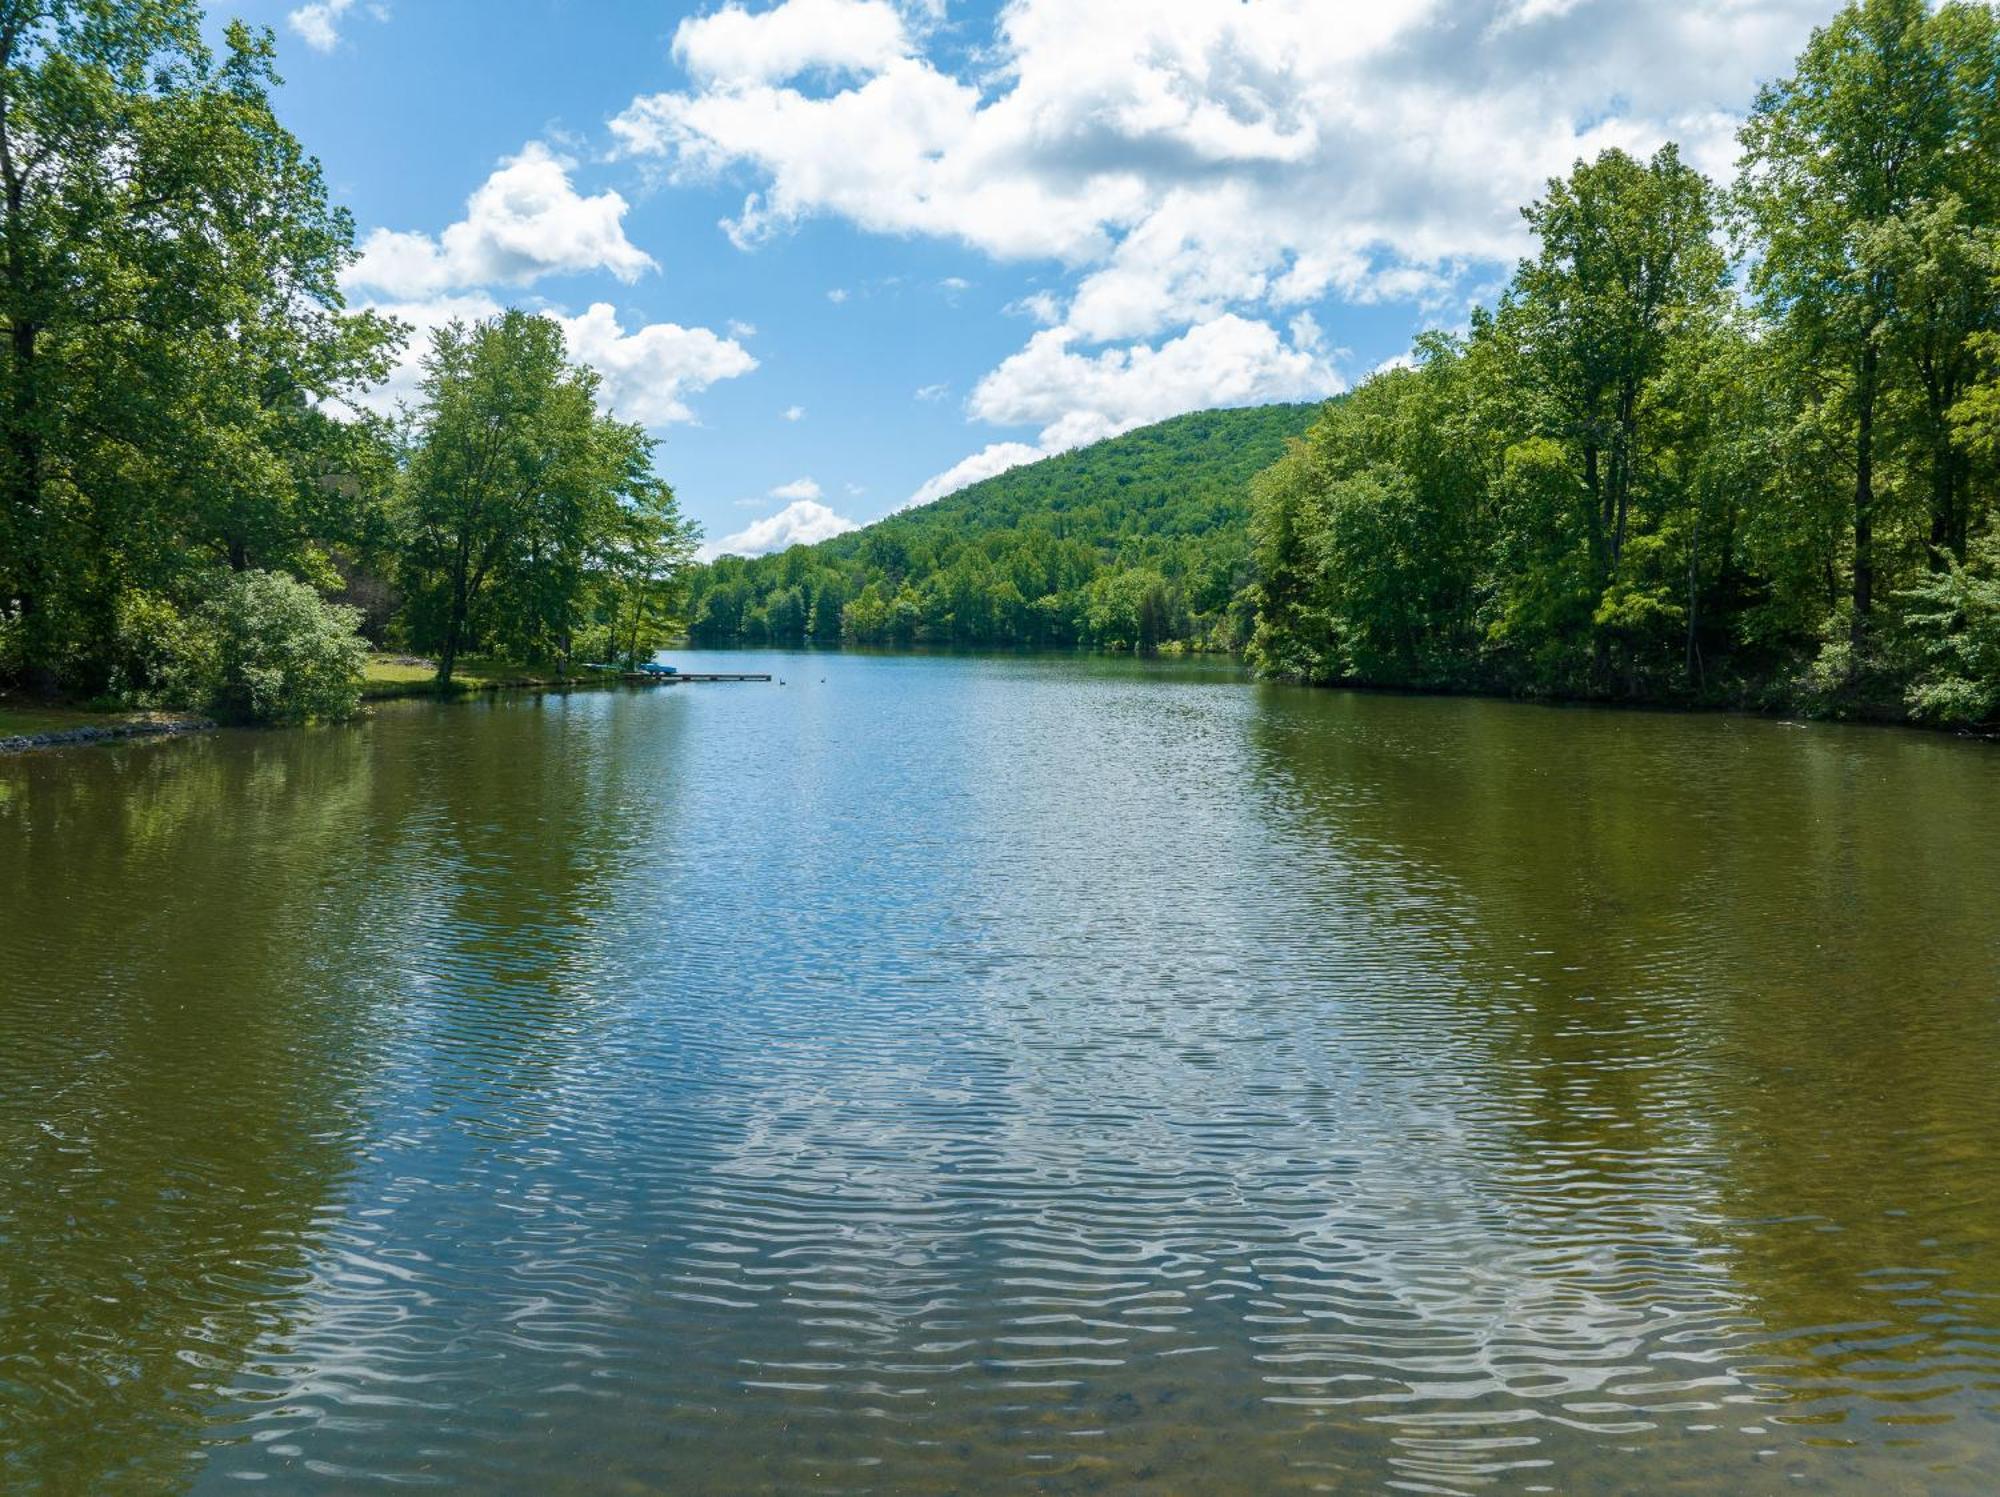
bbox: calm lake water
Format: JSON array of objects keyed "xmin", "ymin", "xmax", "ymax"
[{"xmin": 2, "ymin": 650, "xmax": 1998, "ymax": 1495}]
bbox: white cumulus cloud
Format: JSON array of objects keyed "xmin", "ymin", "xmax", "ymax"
[
  {"xmin": 288, "ymin": 0, "xmax": 353, "ymax": 53},
  {"xmin": 344, "ymin": 298, "xmax": 755, "ymax": 428},
  {"xmin": 901, "ymin": 314, "xmax": 1338, "ymax": 509},
  {"xmin": 770, "ymin": 477, "xmax": 822, "ymax": 500},
  {"xmin": 346, "ymin": 143, "xmax": 656, "ymax": 297},
  {"xmin": 616, "ymin": 0, "xmax": 1833, "ymax": 332},
  {"xmin": 674, "ymin": 0, "xmax": 911, "ymax": 85},
  {"xmin": 709, "ymin": 498, "xmax": 860, "ymax": 557},
  {"xmin": 553, "ymin": 303, "xmax": 758, "ymax": 428},
  {"xmin": 969, "ymin": 313, "xmax": 1339, "ymax": 451},
  {"xmin": 619, "ymin": 0, "xmax": 1833, "ymax": 511},
  {"xmin": 903, "ymin": 442, "xmax": 1045, "ymax": 510}
]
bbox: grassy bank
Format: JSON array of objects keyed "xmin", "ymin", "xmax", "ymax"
[
  {"xmin": 3, "ymin": 656, "xmax": 614, "ymax": 751},
  {"xmin": 360, "ymin": 655, "xmax": 612, "ymax": 700},
  {"xmin": 0, "ymin": 698, "xmax": 215, "ymax": 752}
]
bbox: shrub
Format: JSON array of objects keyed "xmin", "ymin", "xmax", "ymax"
[
  {"xmin": 200, "ymin": 570, "xmax": 369, "ymax": 724},
  {"xmin": 109, "ymin": 591, "xmax": 218, "ymax": 710},
  {"xmin": 1900, "ymin": 539, "xmax": 2000, "ymax": 727}
]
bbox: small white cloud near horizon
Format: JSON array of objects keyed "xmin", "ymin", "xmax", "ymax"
[
  {"xmin": 783, "ymin": 404, "xmax": 805, "ymax": 421},
  {"xmin": 708, "ymin": 497, "xmax": 860, "ymax": 558},
  {"xmin": 970, "ymin": 313, "xmax": 1339, "ymax": 451},
  {"xmin": 914, "ymin": 382, "xmax": 949, "ymax": 402},
  {"xmin": 770, "ymin": 477, "xmax": 822, "ymax": 501},
  {"xmin": 345, "ymin": 143, "xmax": 655, "ymax": 298},
  {"xmin": 901, "ymin": 312, "xmax": 1339, "ymax": 509},
  {"xmin": 903, "ymin": 442, "xmax": 1044, "ymax": 510}
]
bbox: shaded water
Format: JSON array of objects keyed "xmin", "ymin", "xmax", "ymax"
[{"xmin": 2, "ymin": 650, "xmax": 1997, "ymax": 1495}]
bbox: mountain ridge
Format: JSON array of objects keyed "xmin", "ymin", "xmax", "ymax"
[{"xmin": 686, "ymin": 402, "xmax": 1324, "ymax": 650}]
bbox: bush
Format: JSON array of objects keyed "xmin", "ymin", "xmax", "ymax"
[
  {"xmin": 109, "ymin": 590, "xmax": 218, "ymax": 710},
  {"xmin": 200, "ymin": 570, "xmax": 369, "ymax": 724},
  {"xmin": 1900, "ymin": 539, "xmax": 2000, "ymax": 726}
]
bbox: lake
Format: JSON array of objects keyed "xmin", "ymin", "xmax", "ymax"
[{"xmin": 2, "ymin": 650, "xmax": 1997, "ymax": 1494}]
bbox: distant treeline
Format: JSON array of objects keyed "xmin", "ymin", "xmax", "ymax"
[
  {"xmin": 1249, "ymin": 0, "xmax": 2000, "ymax": 725},
  {"xmin": 687, "ymin": 405, "xmax": 1318, "ymax": 652}
]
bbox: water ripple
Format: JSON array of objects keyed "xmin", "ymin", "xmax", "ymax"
[{"xmin": 2, "ymin": 656, "xmax": 1998, "ymax": 1494}]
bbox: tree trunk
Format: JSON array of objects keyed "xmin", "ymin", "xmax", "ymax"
[
  {"xmin": 1851, "ymin": 340, "xmax": 1876, "ymax": 655},
  {"xmin": 438, "ymin": 570, "xmax": 467, "ymax": 688},
  {"xmin": 1584, "ymin": 441, "xmax": 1611, "ymax": 687},
  {"xmin": 1611, "ymin": 386, "xmax": 1637, "ymax": 571},
  {"xmin": 1926, "ymin": 440, "xmax": 1965, "ymax": 565},
  {"xmin": 4, "ymin": 316, "xmax": 53, "ymax": 691},
  {"xmin": 1685, "ymin": 505, "xmax": 1702, "ymax": 686}
]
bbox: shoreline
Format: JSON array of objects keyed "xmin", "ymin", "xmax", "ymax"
[
  {"xmin": 1266, "ymin": 671, "xmax": 2000, "ymax": 742},
  {"xmin": 7, "ymin": 648, "xmax": 1994, "ymax": 756},
  {"xmin": 0, "ymin": 715, "xmax": 217, "ymax": 756}
]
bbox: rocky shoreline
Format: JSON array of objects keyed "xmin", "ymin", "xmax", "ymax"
[{"xmin": 0, "ymin": 717, "xmax": 217, "ymax": 755}]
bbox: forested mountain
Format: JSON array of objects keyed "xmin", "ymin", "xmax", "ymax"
[{"xmin": 687, "ymin": 404, "xmax": 1321, "ymax": 650}]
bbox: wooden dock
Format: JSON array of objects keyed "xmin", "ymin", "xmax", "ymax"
[{"xmin": 618, "ymin": 671, "xmax": 772, "ymax": 684}]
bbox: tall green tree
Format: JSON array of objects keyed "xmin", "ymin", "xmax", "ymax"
[
  {"xmin": 398, "ymin": 310, "xmax": 694, "ymax": 686},
  {"xmin": 591, "ymin": 478, "xmax": 699, "ymax": 668},
  {"xmin": 1509, "ymin": 144, "xmax": 1731, "ymax": 683},
  {"xmin": 1877, "ymin": 196, "xmax": 2000, "ymax": 563},
  {"xmin": 0, "ymin": 0, "xmax": 398, "ymax": 689},
  {"xmin": 1735, "ymin": 0, "xmax": 2000, "ymax": 648}
]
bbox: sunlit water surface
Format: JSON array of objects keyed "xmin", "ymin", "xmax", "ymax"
[{"xmin": 2, "ymin": 651, "xmax": 1997, "ymax": 1495}]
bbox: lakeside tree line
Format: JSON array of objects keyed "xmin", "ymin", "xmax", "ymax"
[
  {"xmin": 0, "ymin": 1, "xmax": 694, "ymax": 721},
  {"xmin": 687, "ymin": 405, "xmax": 1315, "ymax": 652},
  {"xmin": 1251, "ymin": 0, "xmax": 2000, "ymax": 725},
  {"xmin": 8, "ymin": 0, "xmax": 1999, "ymax": 730}
]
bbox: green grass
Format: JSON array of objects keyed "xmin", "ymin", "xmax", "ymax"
[
  {"xmin": 0, "ymin": 700, "xmax": 198, "ymax": 738},
  {"xmin": 361, "ymin": 657, "xmax": 438, "ymax": 687},
  {"xmin": 0, "ymin": 705, "xmax": 104, "ymax": 736},
  {"xmin": 361, "ymin": 654, "xmax": 597, "ymax": 699}
]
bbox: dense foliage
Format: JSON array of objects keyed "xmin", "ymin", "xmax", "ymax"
[
  {"xmin": 397, "ymin": 311, "xmax": 697, "ymax": 687},
  {"xmin": 0, "ymin": 0, "xmax": 401, "ymax": 708},
  {"xmin": 687, "ymin": 404, "xmax": 1319, "ymax": 651},
  {"xmin": 0, "ymin": 2, "xmax": 696, "ymax": 718},
  {"xmin": 9, "ymin": 0, "xmax": 1998, "ymax": 732},
  {"xmin": 1249, "ymin": 0, "xmax": 2000, "ymax": 726},
  {"xmin": 197, "ymin": 570, "xmax": 370, "ymax": 724}
]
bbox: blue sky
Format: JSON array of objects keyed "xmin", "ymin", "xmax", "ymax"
[{"xmin": 222, "ymin": 0, "xmax": 1841, "ymax": 555}]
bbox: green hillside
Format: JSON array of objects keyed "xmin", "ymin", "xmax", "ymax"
[{"xmin": 687, "ymin": 403, "xmax": 1323, "ymax": 650}]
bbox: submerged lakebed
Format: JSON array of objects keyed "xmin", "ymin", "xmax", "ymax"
[{"xmin": 2, "ymin": 649, "xmax": 1997, "ymax": 1494}]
